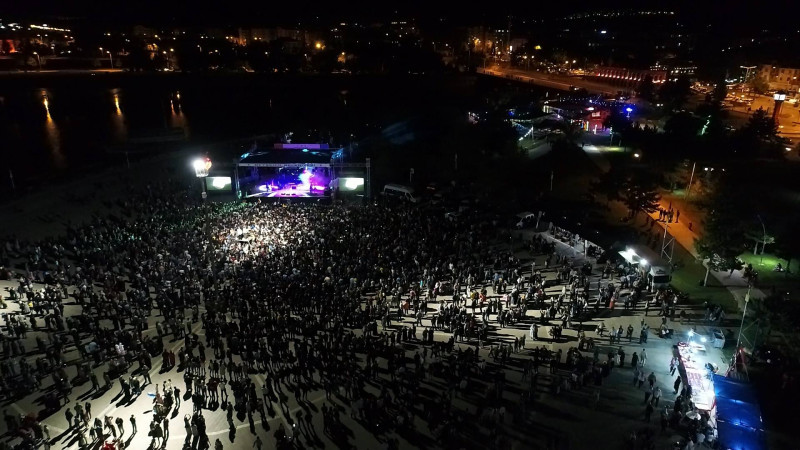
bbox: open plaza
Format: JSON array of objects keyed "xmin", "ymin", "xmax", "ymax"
[{"xmin": 0, "ymin": 157, "xmax": 762, "ymax": 450}]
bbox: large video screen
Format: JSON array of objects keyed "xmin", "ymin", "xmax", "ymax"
[
  {"xmin": 206, "ymin": 176, "xmax": 232, "ymax": 192},
  {"xmin": 338, "ymin": 177, "xmax": 364, "ymax": 192}
]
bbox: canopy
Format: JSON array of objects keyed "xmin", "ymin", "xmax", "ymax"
[
  {"xmin": 713, "ymin": 374, "xmax": 760, "ymax": 406},
  {"xmin": 713, "ymin": 374, "xmax": 764, "ymax": 450},
  {"xmin": 716, "ymin": 421, "xmax": 765, "ymax": 450}
]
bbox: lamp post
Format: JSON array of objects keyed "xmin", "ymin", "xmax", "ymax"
[
  {"xmin": 106, "ymin": 51, "xmax": 114, "ymax": 68},
  {"xmin": 756, "ymin": 215, "xmax": 766, "ymax": 263},
  {"xmin": 735, "ymin": 286, "xmax": 751, "ymax": 355},
  {"xmin": 193, "ymin": 157, "xmax": 212, "ymax": 201},
  {"xmin": 740, "ymin": 65, "xmax": 756, "ymax": 104},
  {"xmin": 33, "ymin": 52, "xmax": 41, "ymax": 70},
  {"xmin": 685, "ymin": 162, "xmax": 697, "ymax": 199}
]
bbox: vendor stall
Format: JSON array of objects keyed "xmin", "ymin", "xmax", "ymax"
[{"xmin": 675, "ymin": 342, "xmax": 716, "ymax": 411}]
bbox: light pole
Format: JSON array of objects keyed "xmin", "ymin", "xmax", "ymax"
[
  {"xmin": 735, "ymin": 286, "xmax": 751, "ymax": 354},
  {"xmin": 756, "ymin": 215, "xmax": 766, "ymax": 263},
  {"xmin": 193, "ymin": 157, "xmax": 212, "ymax": 202},
  {"xmin": 107, "ymin": 51, "xmax": 114, "ymax": 68},
  {"xmin": 33, "ymin": 52, "xmax": 41, "ymax": 70},
  {"xmin": 740, "ymin": 65, "xmax": 756, "ymax": 102},
  {"xmin": 685, "ymin": 161, "xmax": 697, "ymax": 198}
]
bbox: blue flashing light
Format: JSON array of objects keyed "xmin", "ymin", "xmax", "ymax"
[
  {"xmin": 626, "ymin": 107, "xmax": 633, "ymax": 112},
  {"xmin": 302, "ymin": 148, "xmax": 309, "ymax": 152}
]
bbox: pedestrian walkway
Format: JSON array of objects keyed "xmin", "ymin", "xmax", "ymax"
[{"xmin": 646, "ymin": 200, "xmax": 765, "ymax": 312}]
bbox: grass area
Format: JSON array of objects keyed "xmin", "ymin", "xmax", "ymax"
[
  {"xmin": 669, "ymin": 244, "xmax": 739, "ymax": 313},
  {"xmin": 592, "ymin": 196, "xmax": 740, "ymax": 313},
  {"xmin": 738, "ymin": 252, "xmax": 798, "ymax": 296}
]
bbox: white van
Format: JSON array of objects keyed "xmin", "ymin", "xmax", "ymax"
[{"xmin": 382, "ymin": 184, "xmax": 418, "ymax": 203}]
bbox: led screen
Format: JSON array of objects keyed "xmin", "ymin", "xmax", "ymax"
[
  {"xmin": 338, "ymin": 177, "xmax": 364, "ymax": 192},
  {"xmin": 206, "ymin": 176, "xmax": 232, "ymax": 192}
]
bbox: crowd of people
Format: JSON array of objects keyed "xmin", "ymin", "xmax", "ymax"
[{"xmin": 0, "ymin": 182, "xmax": 702, "ymax": 450}]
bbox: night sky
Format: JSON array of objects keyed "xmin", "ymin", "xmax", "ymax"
[{"xmin": 4, "ymin": 0, "xmax": 798, "ymax": 28}]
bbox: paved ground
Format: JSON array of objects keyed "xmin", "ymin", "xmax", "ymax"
[{"xmin": 0, "ymin": 221, "xmax": 728, "ymax": 450}]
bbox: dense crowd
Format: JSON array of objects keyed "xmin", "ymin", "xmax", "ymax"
[{"xmin": 0, "ymin": 183, "xmax": 704, "ymax": 450}]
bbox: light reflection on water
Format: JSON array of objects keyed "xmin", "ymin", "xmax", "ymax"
[
  {"xmin": 41, "ymin": 90, "xmax": 66, "ymax": 169},
  {"xmin": 110, "ymin": 88, "xmax": 127, "ymax": 142}
]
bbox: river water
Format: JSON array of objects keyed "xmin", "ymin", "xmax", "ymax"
[{"xmin": 0, "ymin": 73, "xmax": 547, "ymax": 194}]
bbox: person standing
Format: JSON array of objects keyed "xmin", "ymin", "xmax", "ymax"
[
  {"xmin": 115, "ymin": 416, "xmax": 124, "ymax": 438},
  {"xmin": 65, "ymin": 408, "xmax": 74, "ymax": 429},
  {"xmin": 104, "ymin": 416, "xmax": 117, "ymax": 439},
  {"xmin": 653, "ymin": 386, "xmax": 662, "ymax": 406},
  {"xmin": 163, "ymin": 417, "xmax": 170, "ymax": 441},
  {"xmin": 640, "ymin": 349, "xmax": 647, "ymax": 366},
  {"xmin": 644, "ymin": 400, "xmax": 654, "ymax": 422},
  {"xmin": 130, "ymin": 415, "xmax": 137, "ymax": 435},
  {"xmin": 673, "ymin": 376, "xmax": 682, "ymax": 394},
  {"xmin": 644, "ymin": 385, "xmax": 653, "ymax": 404}
]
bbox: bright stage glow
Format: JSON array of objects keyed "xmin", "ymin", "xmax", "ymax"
[
  {"xmin": 258, "ymin": 185, "xmax": 268, "ymax": 192},
  {"xmin": 298, "ymin": 169, "xmax": 313, "ymax": 191},
  {"xmin": 212, "ymin": 177, "xmax": 230, "ymax": 189},
  {"xmin": 206, "ymin": 176, "xmax": 232, "ymax": 191},
  {"xmin": 343, "ymin": 177, "xmax": 365, "ymax": 190}
]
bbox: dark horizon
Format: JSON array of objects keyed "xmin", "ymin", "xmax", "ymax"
[{"xmin": 3, "ymin": 1, "xmax": 798, "ymax": 29}]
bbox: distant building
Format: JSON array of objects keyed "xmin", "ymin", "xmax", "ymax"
[
  {"xmin": 592, "ymin": 66, "xmax": 668, "ymax": 86},
  {"xmin": 235, "ymin": 27, "xmax": 303, "ymax": 46},
  {"xmin": 757, "ymin": 65, "xmax": 800, "ymax": 93},
  {"xmin": 650, "ymin": 62, "xmax": 696, "ymax": 78}
]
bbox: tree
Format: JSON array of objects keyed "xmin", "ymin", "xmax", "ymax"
[
  {"xmin": 749, "ymin": 76, "xmax": 769, "ymax": 95},
  {"xmin": 694, "ymin": 177, "xmax": 749, "ymax": 284},
  {"xmin": 663, "ymin": 111, "xmax": 702, "ymax": 140},
  {"xmin": 773, "ymin": 212, "xmax": 800, "ymax": 273},
  {"xmin": 603, "ymin": 111, "xmax": 632, "ymax": 135},
  {"xmin": 658, "ymin": 75, "xmax": 691, "ymax": 111},
  {"xmin": 732, "ymin": 108, "xmax": 787, "ymax": 158},
  {"xmin": 665, "ymin": 160, "xmax": 693, "ymax": 191},
  {"xmin": 591, "ymin": 167, "xmax": 624, "ymax": 206},
  {"xmin": 745, "ymin": 108, "xmax": 778, "ymax": 140},
  {"xmin": 619, "ymin": 172, "xmax": 661, "ymax": 219},
  {"xmin": 637, "ymin": 75, "xmax": 656, "ymax": 102},
  {"xmin": 711, "ymin": 80, "xmax": 728, "ymax": 106}
]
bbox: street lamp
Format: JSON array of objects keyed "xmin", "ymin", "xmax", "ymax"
[
  {"xmin": 756, "ymin": 215, "xmax": 767, "ymax": 263},
  {"xmin": 32, "ymin": 52, "xmax": 41, "ymax": 70},
  {"xmin": 735, "ymin": 286, "xmax": 751, "ymax": 355},
  {"xmin": 740, "ymin": 65, "xmax": 756, "ymax": 102},
  {"xmin": 193, "ymin": 157, "xmax": 212, "ymax": 201}
]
